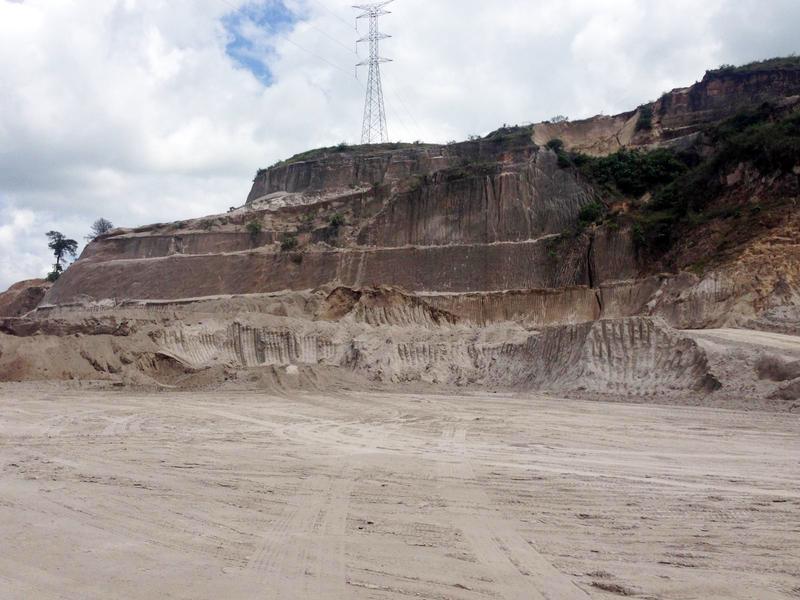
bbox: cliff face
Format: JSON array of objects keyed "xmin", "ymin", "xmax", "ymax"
[
  {"xmin": 5, "ymin": 59, "xmax": 799, "ymax": 400},
  {"xmin": 533, "ymin": 60, "xmax": 800, "ymax": 156},
  {"xmin": 656, "ymin": 67, "xmax": 800, "ymax": 130},
  {"xmin": 46, "ymin": 137, "xmax": 620, "ymax": 305},
  {"xmin": 0, "ymin": 280, "xmax": 51, "ymax": 318},
  {"xmin": 42, "ymin": 59, "xmax": 800, "ymax": 330},
  {"xmin": 247, "ymin": 144, "xmax": 455, "ymax": 202}
]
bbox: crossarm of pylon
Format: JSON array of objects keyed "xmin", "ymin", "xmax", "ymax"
[
  {"xmin": 356, "ymin": 58, "xmax": 392, "ymax": 67},
  {"xmin": 357, "ymin": 33, "xmax": 391, "ymax": 43},
  {"xmin": 352, "ymin": 0, "xmax": 395, "ymax": 11}
]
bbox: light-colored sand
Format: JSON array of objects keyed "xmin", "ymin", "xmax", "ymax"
[
  {"xmin": 689, "ymin": 328, "xmax": 800, "ymax": 354},
  {"xmin": 1, "ymin": 386, "xmax": 799, "ymax": 599}
]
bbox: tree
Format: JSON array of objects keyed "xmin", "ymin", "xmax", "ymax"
[
  {"xmin": 86, "ymin": 218, "xmax": 113, "ymax": 241},
  {"xmin": 46, "ymin": 231, "xmax": 78, "ymax": 281},
  {"xmin": 550, "ymin": 115, "xmax": 569, "ymax": 123}
]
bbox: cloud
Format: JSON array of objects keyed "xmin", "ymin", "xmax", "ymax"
[{"xmin": 0, "ymin": 0, "xmax": 798, "ymax": 290}]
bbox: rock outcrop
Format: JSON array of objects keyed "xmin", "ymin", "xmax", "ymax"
[
  {"xmin": 0, "ymin": 279, "xmax": 51, "ymax": 318},
  {"xmin": 534, "ymin": 59, "xmax": 800, "ymax": 155},
  {"xmin": 2, "ymin": 58, "xmax": 799, "ymax": 404}
]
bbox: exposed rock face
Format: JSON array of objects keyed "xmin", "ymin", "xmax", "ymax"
[
  {"xmin": 0, "ymin": 280, "xmax": 51, "ymax": 318},
  {"xmin": 656, "ymin": 68, "xmax": 800, "ymax": 130},
  {"xmin": 248, "ymin": 144, "xmax": 456, "ymax": 201},
  {"xmin": 45, "ymin": 142, "xmax": 614, "ymax": 304},
  {"xmin": 3, "ymin": 59, "xmax": 799, "ymax": 403},
  {"xmin": 533, "ymin": 63, "xmax": 800, "ymax": 155}
]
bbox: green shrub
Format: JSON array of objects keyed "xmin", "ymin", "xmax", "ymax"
[
  {"xmin": 329, "ymin": 213, "xmax": 346, "ymax": 229},
  {"xmin": 636, "ymin": 105, "xmax": 654, "ymax": 132},
  {"xmin": 546, "ymin": 139, "xmax": 565, "ymax": 152},
  {"xmin": 299, "ymin": 212, "xmax": 315, "ymax": 230},
  {"xmin": 246, "ymin": 221, "xmax": 263, "ymax": 241},
  {"xmin": 557, "ymin": 152, "xmax": 572, "ymax": 169},
  {"xmin": 633, "ymin": 108, "xmax": 800, "ymax": 253},
  {"xmin": 706, "ymin": 55, "xmax": 800, "ymax": 76},
  {"xmin": 578, "ymin": 201, "xmax": 605, "ymax": 227},
  {"xmin": 443, "ymin": 161, "xmax": 496, "ymax": 182},
  {"xmin": 576, "ymin": 148, "xmax": 690, "ymax": 197},
  {"xmin": 281, "ymin": 235, "xmax": 299, "ymax": 252}
]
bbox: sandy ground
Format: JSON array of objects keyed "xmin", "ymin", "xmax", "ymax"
[
  {"xmin": 689, "ymin": 328, "xmax": 800, "ymax": 355},
  {"xmin": 1, "ymin": 386, "xmax": 799, "ymax": 599}
]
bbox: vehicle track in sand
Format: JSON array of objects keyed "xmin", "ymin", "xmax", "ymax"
[
  {"xmin": 436, "ymin": 424, "xmax": 591, "ymax": 599},
  {"xmin": 0, "ymin": 386, "xmax": 798, "ymax": 599}
]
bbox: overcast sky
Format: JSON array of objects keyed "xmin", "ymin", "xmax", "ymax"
[{"xmin": 1, "ymin": 0, "xmax": 798, "ymax": 290}]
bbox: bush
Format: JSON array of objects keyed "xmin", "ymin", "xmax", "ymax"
[
  {"xmin": 443, "ymin": 161, "xmax": 496, "ymax": 182},
  {"xmin": 636, "ymin": 105, "xmax": 654, "ymax": 132},
  {"xmin": 578, "ymin": 201, "xmax": 605, "ymax": 227},
  {"xmin": 246, "ymin": 221, "xmax": 263, "ymax": 239},
  {"xmin": 546, "ymin": 138, "xmax": 565, "ymax": 152},
  {"xmin": 707, "ymin": 56, "xmax": 800, "ymax": 76},
  {"xmin": 576, "ymin": 148, "xmax": 690, "ymax": 197},
  {"xmin": 281, "ymin": 235, "xmax": 299, "ymax": 252},
  {"xmin": 634, "ymin": 108, "xmax": 800, "ymax": 253},
  {"xmin": 329, "ymin": 213, "xmax": 346, "ymax": 229},
  {"xmin": 300, "ymin": 212, "xmax": 315, "ymax": 230}
]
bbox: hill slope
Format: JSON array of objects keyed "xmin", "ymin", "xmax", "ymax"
[{"xmin": 2, "ymin": 57, "xmax": 799, "ymax": 406}]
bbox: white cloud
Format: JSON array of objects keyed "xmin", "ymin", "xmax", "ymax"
[{"xmin": 0, "ymin": 0, "xmax": 798, "ymax": 290}]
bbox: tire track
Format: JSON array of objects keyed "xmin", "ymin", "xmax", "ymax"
[
  {"xmin": 245, "ymin": 466, "xmax": 353, "ymax": 598},
  {"xmin": 437, "ymin": 425, "xmax": 590, "ymax": 600}
]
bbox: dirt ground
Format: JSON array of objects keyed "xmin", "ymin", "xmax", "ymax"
[{"xmin": 0, "ymin": 385, "xmax": 798, "ymax": 599}]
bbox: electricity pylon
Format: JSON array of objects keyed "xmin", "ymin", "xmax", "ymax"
[{"xmin": 353, "ymin": 0, "xmax": 394, "ymax": 144}]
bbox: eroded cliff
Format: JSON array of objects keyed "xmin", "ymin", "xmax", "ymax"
[{"xmin": 3, "ymin": 57, "xmax": 800, "ymax": 404}]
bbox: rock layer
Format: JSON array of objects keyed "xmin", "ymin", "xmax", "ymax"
[{"xmin": 3, "ymin": 59, "xmax": 800, "ymax": 402}]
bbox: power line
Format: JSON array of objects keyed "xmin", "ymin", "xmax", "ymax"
[
  {"xmin": 306, "ymin": 0, "xmax": 358, "ymax": 32},
  {"xmin": 216, "ymin": 0, "xmax": 355, "ymax": 76},
  {"xmin": 383, "ymin": 77, "xmax": 422, "ymax": 140},
  {"xmin": 304, "ymin": 22, "xmax": 357, "ymax": 55}
]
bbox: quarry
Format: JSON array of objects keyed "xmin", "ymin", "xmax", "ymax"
[{"xmin": 1, "ymin": 58, "xmax": 800, "ymax": 598}]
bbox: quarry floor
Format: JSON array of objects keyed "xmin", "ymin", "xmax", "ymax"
[{"xmin": 0, "ymin": 387, "xmax": 798, "ymax": 599}]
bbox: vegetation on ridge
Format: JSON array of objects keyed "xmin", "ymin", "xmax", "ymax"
[
  {"xmin": 707, "ymin": 55, "xmax": 800, "ymax": 77},
  {"xmin": 550, "ymin": 102, "xmax": 800, "ymax": 258},
  {"xmin": 635, "ymin": 107, "xmax": 800, "ymax": 252}
]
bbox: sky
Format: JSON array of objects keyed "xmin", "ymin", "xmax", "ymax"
[{"xmin": 0, "ymin": 0, "xmax": 798, "ymax": 290}]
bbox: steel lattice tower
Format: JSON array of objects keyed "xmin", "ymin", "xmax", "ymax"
[{"xmin": 354, "ymin": 1, "xmax": 394, "ymax": 144}]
